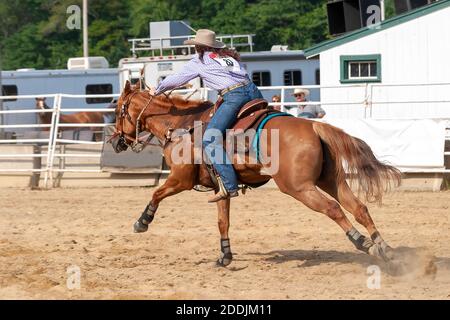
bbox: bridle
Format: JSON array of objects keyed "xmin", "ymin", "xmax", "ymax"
[
  {"xmin": 110, "ymin": 91, "xmax": 162, "ymax": 153},
  {"xmin": 110, "ymin": 85, "xmax": 199, "ymax": 153}
]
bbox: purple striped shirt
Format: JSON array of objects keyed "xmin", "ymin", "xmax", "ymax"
[{"xmin": 155, "ymin": 52, "xmax": 249, "ymax": 95}]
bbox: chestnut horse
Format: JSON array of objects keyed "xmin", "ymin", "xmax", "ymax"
[
  {"xmin": 35, "ymin": 97, "xmax": 113, "ymax": 141},
  {"xmin": 110, "ymin": 81, "xmax": 402, "ymax": 268}
]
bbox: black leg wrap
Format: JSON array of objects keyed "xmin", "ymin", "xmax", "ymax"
[
  {"xmin": 346, "ymin": 227, "xmax": 373, "ymax": 254},
  {"xmin": 217, "ymin": 238, "xmax": 233, "ymax": 267},
  {"xmin": 139, "ymin": 203, "xmax": 157, "ymax": 225},
  {"xmin": 134, "ymin": 203, "xmax": 157, "ymax": 233}
]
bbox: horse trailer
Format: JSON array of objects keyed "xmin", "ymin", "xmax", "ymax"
[{"xmin": 0, "ymin": 68, "xmax": 120, "ymax": 137}]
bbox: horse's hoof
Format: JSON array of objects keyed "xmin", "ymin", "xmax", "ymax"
[
  {"xmin": 133, "ymin": 221, "xmax": 148, "ymax": 233},
  {"xmin": 216, "ymin": 252, "xmax": 233, "ymax": 267},
  {"xmin": 216, "ymin": 258, "xmax": 232, "ymax": 267},
  {"xmin": 369, "ymin": 243, "xmax": 394, "ymax": 262}
]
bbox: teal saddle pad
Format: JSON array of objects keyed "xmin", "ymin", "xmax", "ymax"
[{"xmin": 251, "ymin": 112, "xmax": 293, "ymax": 163}]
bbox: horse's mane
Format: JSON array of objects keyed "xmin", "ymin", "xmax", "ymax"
[{"xmin": 153, "ymin": 94, "xmax": 213, "ymax": 111}]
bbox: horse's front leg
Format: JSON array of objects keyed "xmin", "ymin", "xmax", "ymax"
[
  {"xmin": 134, "ymin": 167, "xmax": 195, "ymax": 233},
  {"xmin": 216, "ymin": 198, "xmax": 233, "ymax": 267}
]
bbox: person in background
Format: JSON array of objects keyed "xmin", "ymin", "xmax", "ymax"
[
  {"xmin": 271, "ymin": 95, "xmax": 281, "ymax": 111},
  {"xmin": 287, "ymin": 88, "xmax": 326, "ymax": 118}
]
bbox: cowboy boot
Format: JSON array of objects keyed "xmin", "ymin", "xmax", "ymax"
[{"xmin": 208, "ymin": 176, "xmax": 238, "ymax": 203}]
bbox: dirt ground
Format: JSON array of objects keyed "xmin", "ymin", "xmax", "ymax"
[{"xmin": 0, "ymin": 186, "xmax": 449, "ymax": 300}]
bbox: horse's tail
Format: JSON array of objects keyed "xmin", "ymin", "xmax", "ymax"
[{"xmin": 312, "ymin": 121, "xmax": 401, "ymax": 204}]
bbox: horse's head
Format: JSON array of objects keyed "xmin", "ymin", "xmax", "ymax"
[
  {"xmin": 110, "ymin": 81, "xmax": 210, "ymax": 153},
  {"xmin": 35, "ymin": 97, "xmax": 51, "ymax": 124},
  {"xmin": 35, "ymin": 97, "xmax": 47, "ymax": 109},
  {"xmin": 110, "ymin": 81, "xmax": 148, "ymax": 153}
]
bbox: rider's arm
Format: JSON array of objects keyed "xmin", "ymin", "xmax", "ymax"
[
  {"xmin": 316, "ymin": 105, "xmax": 326, "ymax": 118},
  {"xmin": 154, "ymin": 60, "xmax": 199, "ymax": 95}
]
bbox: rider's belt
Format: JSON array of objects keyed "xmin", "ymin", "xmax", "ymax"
[{"xmin": 218, "ymin": 80, "xmax": 250, "ymax": 97}]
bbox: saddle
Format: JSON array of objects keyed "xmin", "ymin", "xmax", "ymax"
[
  {"xmin": 212, "ymin": 97, "xmax": 274, "ymax": 133},
  {"xmin": 161, "ymin": 98, "xmax": 283, "ymax": 192},
  {"xmin": 198, "ymin": 98, "xmax": 282, "ymax": 192}
]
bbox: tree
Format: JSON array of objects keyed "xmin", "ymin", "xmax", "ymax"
[{"xmin": 0, "ymin": 0, "xmax": 336, "ymax": 70}]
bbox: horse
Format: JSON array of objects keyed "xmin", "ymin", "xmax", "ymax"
[
  {"xmin": 110, "ymin": 80, "xmax": 403, "ymax": 269},
  {"xmin": 35, "ymin": 97, "xmax": 115, "ymax": 141}
]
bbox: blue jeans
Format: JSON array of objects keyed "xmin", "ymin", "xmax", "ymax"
[{"xmin": 202, "ymin": 82, "xmax": 263, "ymax": 192}]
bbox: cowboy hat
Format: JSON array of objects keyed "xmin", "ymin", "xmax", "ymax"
[
  {"xmin": 184, "ymin": 29, "xmax": 226, "ymax": 49},
  {"xmin": 291, "ymin": 88, "xmax": 310, "ymax": 96}
]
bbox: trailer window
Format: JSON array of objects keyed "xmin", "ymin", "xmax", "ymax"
[
  {"xmin": 252, "ymin": 71, "xmax": 271, "ymax": 86},
  {"xmin": 85, "ymin": 84, "xmax": 113, "ymax": 104},
  {"xmin": 1, "ymin": 85, "xmax": 18, "ymax": 102},
  {"xmin": 284, "ymin": 70, "xmax": 302, "ymax": 86}
]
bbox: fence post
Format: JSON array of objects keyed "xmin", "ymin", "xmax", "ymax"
[
  {"xmin": 49, "ymin": 94, "xmax": 62, "ymax": 187},
  {"xmin": 44, "ymin": 95, "xmax": 58, "ymax": 188},
  {"xmin": 369, "ymin": 84, "xmax": 374, "ymax": 118},
  {"xmin": 43, "ymin": 94, "xmax": 61, "ymax": 188},
  {"xmin": 364, "ymin": 83, "xmax": 369, "ymax": 119},
  {"xmin": 281, "ymin": 87, "xmax": 285, "ymax": 113},
  {"xmin": 30, "ymin": 145, "xmax": 41, "ymax": 189}
]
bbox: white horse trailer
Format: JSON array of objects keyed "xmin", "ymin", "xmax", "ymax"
[
  {"xmin": 0, "ymin": 68, "xmax": 119, "ymax": 136},
  {"xmin": 119, "ymin": 22, "xmax": 320, "ymax": 103}
]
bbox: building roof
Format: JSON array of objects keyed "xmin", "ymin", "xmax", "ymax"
[
  {"xmin": 305, "ymin": 0, "xmax": 450, "ymax": 58},
  {"xmin": 241, "ymin": 50, "xmax": 306, "ymax": 61}
]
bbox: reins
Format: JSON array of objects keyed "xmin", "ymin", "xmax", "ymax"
[{"xmin": 113, "ymin": 84, "xmax": 206, "ymax": 153}]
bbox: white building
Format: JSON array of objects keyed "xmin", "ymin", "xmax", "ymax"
[{"xmin": 304, "ymin": 0, "xmax": 450, "ymax": 119}]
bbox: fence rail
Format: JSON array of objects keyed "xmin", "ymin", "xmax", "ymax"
[{"xmin": 0, "ymin": 84, "xmax": 449, "ymax": 188}]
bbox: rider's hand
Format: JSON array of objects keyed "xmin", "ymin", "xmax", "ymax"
[{"xmin": 149, "ymin": 86, "xmax": 156, "ymax": 96}]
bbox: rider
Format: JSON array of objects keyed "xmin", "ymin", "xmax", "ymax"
[{"xmin": 150, "ymin": 29, "xmax": 263, "ymax": 202}]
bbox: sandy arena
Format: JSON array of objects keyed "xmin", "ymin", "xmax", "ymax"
[{"xmin": 0, "ymin": 187, "xmax": 449, "ymax": 299}]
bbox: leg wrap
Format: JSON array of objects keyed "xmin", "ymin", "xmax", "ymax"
[
  {"xmin": 138, "ymin": 203, "xmax": 157, "ymax": 226},
  {"xmin": 218, "ymin": 238, "xmax": 233, "ymax": 266},
  {"xmin": 369, "ymin": 231, "xmax": 393, "ymax": 261},
  {"xmin": 346, "ymin": 227, "xmax": 373, "ymax": 254},
  {"xmin": 371, "ymin": 231, "xmax": 389, "ymax": 251}
]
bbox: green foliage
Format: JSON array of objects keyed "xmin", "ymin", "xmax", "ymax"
[{"xmin": 0, "ymin": 0, "xmax": 397, "ymax": 70}]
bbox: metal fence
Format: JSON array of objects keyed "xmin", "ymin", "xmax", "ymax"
[{"xmin": 1, "ymin": 83, "xmax": 449, "ymax": 188}]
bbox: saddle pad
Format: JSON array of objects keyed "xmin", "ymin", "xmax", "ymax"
[{"xmin": 252, "ymin": 112, "xmax": 293, "ymax": 163}]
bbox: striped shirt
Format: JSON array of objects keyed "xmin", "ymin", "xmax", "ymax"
[{"xmin": 155, "ymin": 52, "xmax": 249, "ymax": 95}]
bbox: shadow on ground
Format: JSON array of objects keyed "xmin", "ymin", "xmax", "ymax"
[{"xmin": 248, "ymin": 246, "xmax": 450, "ymax": 277}]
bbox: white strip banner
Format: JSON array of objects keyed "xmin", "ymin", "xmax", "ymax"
[{"xmin": 322, "ymin": 119, "xmax": 446, "ymax": 170}]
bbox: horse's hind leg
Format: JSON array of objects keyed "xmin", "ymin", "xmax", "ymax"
[
  {"xmin": 282, "ymin": 182, "xmax": 358, "ymax": 235},
  {"xmin": 318, "ymin": 178, "xmax": 394, "ymax": 261},
  {"xmin": 216, "ymin": 198, "xmax": 233, "ymax": 267}
]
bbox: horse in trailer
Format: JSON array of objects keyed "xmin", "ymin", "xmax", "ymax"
[
  {"xmin": 110, "ymin": 81, "xmax": 405, "ymax": 271},
  {"xmin": 35, "ymin": 97, "xmax": 115, "ymax": 141}
]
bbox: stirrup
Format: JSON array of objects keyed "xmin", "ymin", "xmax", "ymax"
[{"xmin": 208, "ymin": 176, "xmax": 238, "ymax": 203}]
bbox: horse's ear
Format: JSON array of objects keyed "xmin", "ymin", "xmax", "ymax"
[{"xmin": 124, "ymin": 80, "xmax": 131, "ymax": 94}]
